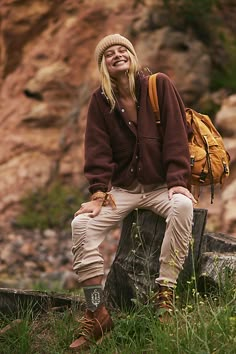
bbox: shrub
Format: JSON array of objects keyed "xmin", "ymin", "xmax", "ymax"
[
  {"xmin": 15, "ymin": 182, "xmax": 84, "ymax": 230},
  {"xmin": 211, "ymin": 37, "xmax": 236, "ymax": 92},
  {"xmin": 162, "ymin": 0, "xmax": 219, "ymax": 43}
]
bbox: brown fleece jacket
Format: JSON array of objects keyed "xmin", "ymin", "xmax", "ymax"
[{"xmin": 84, "ymin": 72, "xmax": 191, "ymax": 194}]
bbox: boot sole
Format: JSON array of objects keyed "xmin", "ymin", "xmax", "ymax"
[{"xmin": 69, "ymin": 329, "xmax": 112, "ymax": 351}]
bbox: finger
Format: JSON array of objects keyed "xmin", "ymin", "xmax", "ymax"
[
  {"xmin": 88, "ymin": 207, "xmax": 101, "ymax": 218},
  {"xmin": 88, "ymin": 210, "xmax": 98, "ymax": 218},
  {"xmin": 184, "ymin": 192, "xmax": 197, "ymax": 204},
  {"xmin": 191, "ymin": 195, "xmax": 198, "ymax": 204},
  {"xmin": 88, "ymin": 211, "xmax": 97, "ymax": 218},
  {"xmin": 168, "ymin": 189, "xmax": 174, "ymax": 200},
  {"xmin": 74, "ymin": 210, "xmax": 82, "ymax": 217},
  {"xmin": 74, "ymin": 207, "xmax": 87, "ymax": 217}
]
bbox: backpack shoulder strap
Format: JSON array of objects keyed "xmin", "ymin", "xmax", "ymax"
[{"xmin": 148, "ymin": 73, "xmax": 160, "ymax": 124}]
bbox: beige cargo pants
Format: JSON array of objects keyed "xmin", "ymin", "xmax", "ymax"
[{"xmin": 71, "ymin": 183, "xmax": 193, "ymax": 287}]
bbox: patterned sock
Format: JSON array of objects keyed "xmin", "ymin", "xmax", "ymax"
[{"xmin": 83, "ymin": 285, "xmax": 103, "ymax": 312}]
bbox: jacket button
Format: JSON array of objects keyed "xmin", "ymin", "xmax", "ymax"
[
  {"xmin": 130, "ymin": 168, "xmax": 134, "ymax": 173},
  {"xmin": 121, "ymin": 108, "xmax": 125, "ymax": 112}
]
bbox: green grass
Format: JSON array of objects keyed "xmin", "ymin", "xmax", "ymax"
[
  {"xmin": 8, "ymin": 201, "xmax": 235, "ymax": 353},
  {"xmin": 0, "ymin": 278, "xmax": 235, "ymax": 354},
  {"xmin": 14, "ymin": 182, "xmax": 84, "ymax": 231}
]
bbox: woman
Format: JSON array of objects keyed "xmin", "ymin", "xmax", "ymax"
[{"xmin": 69, "ymin": 34, "xmax": 196, "ymax": 350}]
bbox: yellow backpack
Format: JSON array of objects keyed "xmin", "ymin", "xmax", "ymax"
[{"xmin": 148, "ymin": 73, "xmax": 230, "ymax": 203}]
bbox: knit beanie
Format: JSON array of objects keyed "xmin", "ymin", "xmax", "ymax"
[{"xmin": 95, "ymin": 34, "xmax": 137, "ymax": 67}]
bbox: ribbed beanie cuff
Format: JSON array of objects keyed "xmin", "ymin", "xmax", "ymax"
[{"xmin": 95, "ymin": 33, "xmax": 136, "ymax": 67}]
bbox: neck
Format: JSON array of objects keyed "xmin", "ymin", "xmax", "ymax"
[{"xmin": 114, "ymin": 73, "xmax": 131, "ymax": 99}]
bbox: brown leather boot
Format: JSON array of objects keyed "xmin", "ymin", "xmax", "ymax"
[
  {"xmin": 69, "ymin": 304, "xmax": 114, "ymax": 351},
  {"xmin": 155, "ymin": 285, "xmax": 174, "ymax": 323}
]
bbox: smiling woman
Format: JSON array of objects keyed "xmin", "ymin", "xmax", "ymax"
[
  {"xmin": 69, "ymin": 33, "xmax": 195, "ymax": 351},
  {"xmin": 104, "ymin": 46, "xmax": 130, "ymax": 73},
  {"xmin": 97, "ymin": 35, "xmax": 140, "ymax": 111}
]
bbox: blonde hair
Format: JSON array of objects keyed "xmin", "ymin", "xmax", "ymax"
[{"xmin": 99, "ymin": 51, "xmax": 140, "ymax": 111}]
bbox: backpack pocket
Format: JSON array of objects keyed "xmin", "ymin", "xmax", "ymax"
[{"xmin": 189, "ymin": 143, "xmax": 230, "ymax": 185}]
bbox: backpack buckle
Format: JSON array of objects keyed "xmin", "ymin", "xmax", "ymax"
[
  {"xmin": 199, "ymin": 171, "xmax": 207, "ymax": 183},
  {"xmin": 223, "ymin": 162, "xmax": 229, "ymax": 175},
  {"xmin": 190, "ymin": 156, "xmax": 195, "ymax": 167}
]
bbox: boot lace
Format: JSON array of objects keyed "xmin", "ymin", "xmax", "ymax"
[
  {"xmin": 156, "ymin": 287, "xmax": 174, "ymax": 312},
  {"xmin": 77, "ymin": 315, "xmax": 104, "ymax": 340}
]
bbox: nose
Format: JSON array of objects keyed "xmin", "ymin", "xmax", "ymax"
[{"xmin": 114, "ymin": 51, "xmax": 122, "ymax": 59}]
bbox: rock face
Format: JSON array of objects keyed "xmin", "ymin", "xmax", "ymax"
[
  {"xmin": 215, "ymin": 96, "xmax": 236, "ymax": 235},
  {"xmin": 0, "ymin": 0, "xmax": 236, "ymax": 237},
  {"xmin": 135, "ymin": 27, "xmax": 211, "ymax": 105}
]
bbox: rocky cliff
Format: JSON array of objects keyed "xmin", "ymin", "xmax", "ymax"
[{"xmin": 1, "ymin": 0, "xmax": 236, "ymax": 236}]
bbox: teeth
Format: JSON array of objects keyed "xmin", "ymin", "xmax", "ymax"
[{"xmin": 114, "ymin": 60, "xmax": 126, "ymax": 66}]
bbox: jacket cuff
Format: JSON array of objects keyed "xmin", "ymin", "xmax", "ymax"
[
  {"xmin": 88, "ymin": 184, "xmax": 108, "ymax": 195},
  {"xmin": 167, "ymin": 181, "xmax": 188, "ymax": 190}
]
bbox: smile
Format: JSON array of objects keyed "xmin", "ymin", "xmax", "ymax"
[{"xmin": 113, "ymin": 60, "xmax": 127, "ymax": 66}]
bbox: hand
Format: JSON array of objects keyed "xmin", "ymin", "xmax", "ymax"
[
  {"xmin": 168, "ymin": 186, "xmax": 197, "ymax": 204},
  {"xmin": 74, "ymin": 199, "xmax": 103, "ymax": 218}
]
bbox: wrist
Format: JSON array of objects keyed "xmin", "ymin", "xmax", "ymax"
[
  {"xmin": 90, "ymin": 191, "xmax": 116, "ymax": 209},
  {"xmin": 94, "ymin": 197, "xmax": 104, "ymax": 204},
  {"xmin": 90, "ymin": 191, "xmax": 106, "ymax": 203}
]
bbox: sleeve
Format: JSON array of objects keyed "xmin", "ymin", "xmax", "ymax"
[
  {"xmin": 157, "ymin": 73, "xmax": 191, "ymax": 189},
  {"xmin": 84, "ymin": 93, "xmax": 114, "ymax": 194}
]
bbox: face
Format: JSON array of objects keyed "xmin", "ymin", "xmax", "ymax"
[{"xmin": 104, "ymin": 45, "xmax": 130, "ymax": 77}]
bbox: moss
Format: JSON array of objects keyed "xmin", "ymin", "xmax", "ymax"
[
  {"xmin": 211, "ymin": 39, "xmax": 236, "ymax": 92},
  {"xmin": 15, "ymin": 182, "xmax": 84, "ymax": 231},
  {"xmin": 162, "ymin": 1, "xmax": 236, "ymax": 93},
  {"xmin": 162, "ymin": 0, "xmax": 219, "ymax": 43}
]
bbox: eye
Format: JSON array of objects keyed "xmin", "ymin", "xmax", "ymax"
[{"xmin": 105, "ymin": 52, "xmax": 113, "ymax": 58}]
